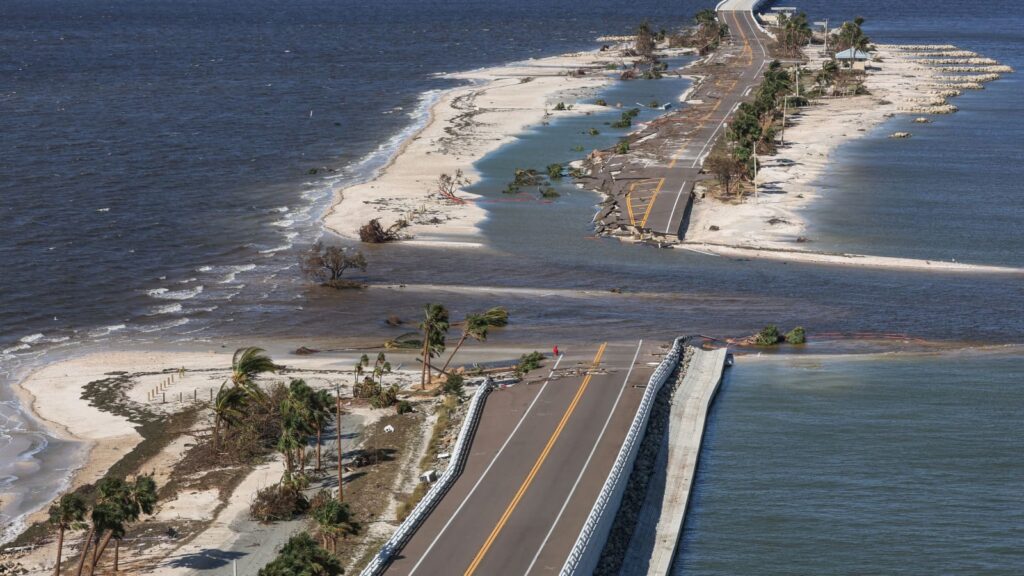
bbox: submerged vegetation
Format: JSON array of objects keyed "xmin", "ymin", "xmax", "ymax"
[
  {"xmin": 300, "ymin": 242, "xmax": 368, "ymax": 289},
  {"xmin": 746, "ymin": 325, "xmax": 808, "ymax": 346}
]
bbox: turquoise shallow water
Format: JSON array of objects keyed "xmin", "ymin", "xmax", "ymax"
[{"xmin": 677, "ymin": 350, "xmax": 1024, "ymax": 575}]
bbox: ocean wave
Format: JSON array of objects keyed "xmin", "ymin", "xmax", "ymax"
[
  {"xmin": 136, "ymin": 318, "xmax": 190, "ymax": 333},
  {"xmin": 218, "ymin": 264, "xmax": 257, "ymax": 284},
  {"xmin": 271, "ymin": 206, "xmax": 289, "ymax": 213},
  {"xmin": 1, "ymin": 344, "xmax": 30, "ymax": 355},
  {"xmin": 147, "ymin": 285, "xmax": 204, "ymax": 300},
  {"xmin": 88, "ymin": 324, "xmax": 127, "ymax": 337},
  {"xmin": 17, "ymin": 333, "xmax": 71, "ymax": 345},
  {"xmin": 259, "ymin": 243, "xmax": 292, "ymax": 254},
  {"xmin": 148, "ymin": 303, "xmax": 183, "ymax": 315},
  {"xmin": 334, "ymin": 89, "xmax": 445, "ymax": 187}
]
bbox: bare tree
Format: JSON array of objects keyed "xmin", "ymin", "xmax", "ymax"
[
  {"xmin": 436, "ymin": 170, "xmax": 470, "ymax": 204},
  {"xmin": 635, "ymin": 21, "xmax": 657, "ymax": 62},
  {"xmin": 299, "ymin": 242, "xmax": 367, "ymax": 288},
  {"xmin": 705, "ymin": 150, "xmax": 747, "ymax": 198}
]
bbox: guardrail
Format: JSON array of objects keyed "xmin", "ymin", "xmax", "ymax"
[
  {"xmin": 559, "ymin": 336, "xmax": 687, "ymax": 575},
  {"xmin": 359, "ymin": 381, "xmax": 493, "ymax": 576}
]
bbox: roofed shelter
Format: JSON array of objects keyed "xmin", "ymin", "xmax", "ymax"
[{"xmin": 836, "ymin": 48, "xmax": 871, "ymax": 70}]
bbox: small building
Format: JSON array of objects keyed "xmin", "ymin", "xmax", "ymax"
[{"xmin": 835, "ymin": 48, "xmax": 871, "ymax": 70}]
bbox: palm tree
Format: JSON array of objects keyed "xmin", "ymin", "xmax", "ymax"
[
  {"xmin": 280, "ymin": 379, "xmax": 315, "ymax": 473},
  {"xmin": 832, "ymin": 17, "xmax": 870, "ymax": 53},
  {"xmin": 212, "ymin": 382, "xmax": 247, "ymax": 450},
  {"xmin": 310, "ymin": 389, "xmax": 333, "ymax": 472},
  {"xmin": 354, "ymin": 354, "xmax": 369, "ymax": 385},
  {"xmin": 77, "ymin": 476, "xmax": 157, "ymax": 576},
  {"xmin": 371, "ymin": 353, "xmax": 391, "ymax": 388},
  {"xmin": 775, "ymin": 12, "xmax": 812, "ymax": 55},
  {"xmin": 418, "ymin": 304, "xmax": 450, "ymax": 388},
  {"xmin": 438, "ymin": 312, "xmax": 492, "ymax": 375},
  {"xmin": 313, "ymin": 500, "xmax": 361, "ymax": 553},
  {"xmin": 230, "ymin": 347, "xmax": 281, "ymax": 404},
  {"xmin": 49, "ymin": 493, "xmax": 87, "ymax": 576}
]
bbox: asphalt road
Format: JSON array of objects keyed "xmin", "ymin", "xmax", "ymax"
[
  {"xmin": 636, "ymin": 8, "xmax": 771, "ymax": 238},
  {"xmin": 384, "ymin": 341, "xmax": 663, "ymax": 576},
  {"xmin": 380, "ymin": 9, "xmax": 770, "ymax": 576}
]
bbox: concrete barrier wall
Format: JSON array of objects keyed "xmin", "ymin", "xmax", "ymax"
[
  {"xmin": 559, "ymin": 337, "xmax": 686, "ymax": 576},
  {"xmin": 360, "ymin": 382, "xmax": 492, "ymax": 576},
  {"xmin": 717, "ymin": 0, "xmax": 772, "ymax": 34}
]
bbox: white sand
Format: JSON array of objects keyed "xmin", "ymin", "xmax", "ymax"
[
  {"xmin": 324, "ymin": 44, "xmax": 691, "ymax": 246},
  {"xmin": 677, "ymin": 242, "xmax": 1024, "ymax": 274},
  {"xmin": 686, "ymin": 44, "xmax": 1013, "ymax": 271},
  {"xmin": 4, "ymin": 346, "xmax": 443, "ymax": 574}
]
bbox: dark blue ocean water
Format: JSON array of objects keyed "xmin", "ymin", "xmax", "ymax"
[
  {"xmin": 0, "ymin": 0, "xmax": 700, "ymax": 352},
  {"xmin": 679, "ymin": 350, "xmax": 1024, "ymax": 575},
  {"xmin": 1, "ymin": 0, "xmax": 1023, "ymax": 553},
  {"xmin": 1, "ymin": 0, "xmax": 1023, "ymax": 360},
  {"xmin": 795, "ymin": 0, "xmax": 1024, "ymax": 266}
]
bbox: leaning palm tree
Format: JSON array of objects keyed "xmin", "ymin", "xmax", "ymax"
[
  {"xmin": 49, "ymin": 493, "xmax": 87, "ymax": 576},
  {"xmin": 230, "ymin": 347, "xmax": 281, "ymax": 404},
  {"xmin": 77, "ymin": 475, "xmax": 158, "ymax": 576},
  {"xmin": 439, "ymin": 307, "xmax": 509, "ymax": 375},
  {"xmin": 438, "ymin": 315, "xmax": 488, "ymax": 375},
  {"xmin": 418, "ymin": 304, "xmax": 450, "ymax": 388},
  {"xmin": 212, "ymin": 383, "xmax": 247, "ymax": 450}
]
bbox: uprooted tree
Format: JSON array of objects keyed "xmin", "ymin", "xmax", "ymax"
[
  {"xmin": 359, "ymin": 218, "xmax": 406, "ymax": 243},
  {"xmin": 299, "ymin": 241, "xmax": 367, "ymax": 288},
  {"xmin": 436, "ymin": 169, "xmax": 470, "ymax": 204}
]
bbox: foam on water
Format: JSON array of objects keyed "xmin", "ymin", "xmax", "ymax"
[
  {"xmin": 87, "ymin": 324, "xmax": 127, "ymax": 338},
  {"xmin": 146, "ymin": 285, "xmax": 204, "ymax": 300},
  {"xmin": 148, "ymin": 303, "xmax": 184, "ymax": 315}
]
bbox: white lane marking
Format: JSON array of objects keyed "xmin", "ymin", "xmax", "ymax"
[
  {"xmin": 522, "ymin": 340, "xmax": 644, "ymax": 576},
  {"xmin": 664, "ymin": 180, "xmax": 689, "ymax": 235},
  {"xmin": 408, "ymin": 354, "xmax": 565, "ymax": 575},
  {"xmin": 661, "ymin": 11, "xmax": 768, "ymax": 235}
]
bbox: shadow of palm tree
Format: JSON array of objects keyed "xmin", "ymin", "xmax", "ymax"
[{"xmin": 164, "ymin": 548, "xmax": 248, "ymax": 569}]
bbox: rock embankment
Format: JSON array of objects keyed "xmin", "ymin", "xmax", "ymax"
[{"xmin": 592, "ymin": 347, "xmax": 695, "ymax": 575}]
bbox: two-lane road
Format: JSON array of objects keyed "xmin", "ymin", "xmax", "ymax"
[
  {"xmin": 385, "ymin": 341, "xmax": 662, "ymax": 576},
  {"xmin": 637, "ymin": 6, "xmax": 771, "ymax": 238}
]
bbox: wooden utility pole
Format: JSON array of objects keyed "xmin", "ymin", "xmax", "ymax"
[{"xmin": 336, "ymin": 384, "xmax": 344, "ymax": 503}]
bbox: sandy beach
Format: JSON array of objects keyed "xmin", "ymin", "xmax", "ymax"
[
  {"xmin": 1, "ymin": 341, "xmax": 538, "ymax": 574},
  {"xmin": 685, "ymin": 43, "xmax": 1013, "ymax": 269},
  {"xmin": 3, "ymin": 347, "xmax": 414, "ymax": 573},
  {"xmin": 323, "ymin": 43, "xmax": 687, "ymax": 246}
]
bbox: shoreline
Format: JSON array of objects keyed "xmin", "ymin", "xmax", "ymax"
[
  {"xmin": 322, "ymin": 42, "xmax": 683, "ymax": 246},
  {"xmin": 0, "ymin": 342, "xmax": 562, "ymax": 570},
  {"xmin": 685, "ymin": 42, "xmax": 1013, "ymax": 268}
]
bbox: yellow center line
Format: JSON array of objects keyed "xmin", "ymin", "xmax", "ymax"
[
  {"xmin": 639, "ymin": 177, "xmax": 665, "ymax": 228},
  {"xmin": 665, "ymin": 11, "xmax": 750, "ymax": 168},
  {"xmin": 625, "ymin": 182, "xmax": 638, "ymax": 227},
  {"xmin": 463, "ymin": 343, "xmax": 608, "ymax": 576}
]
